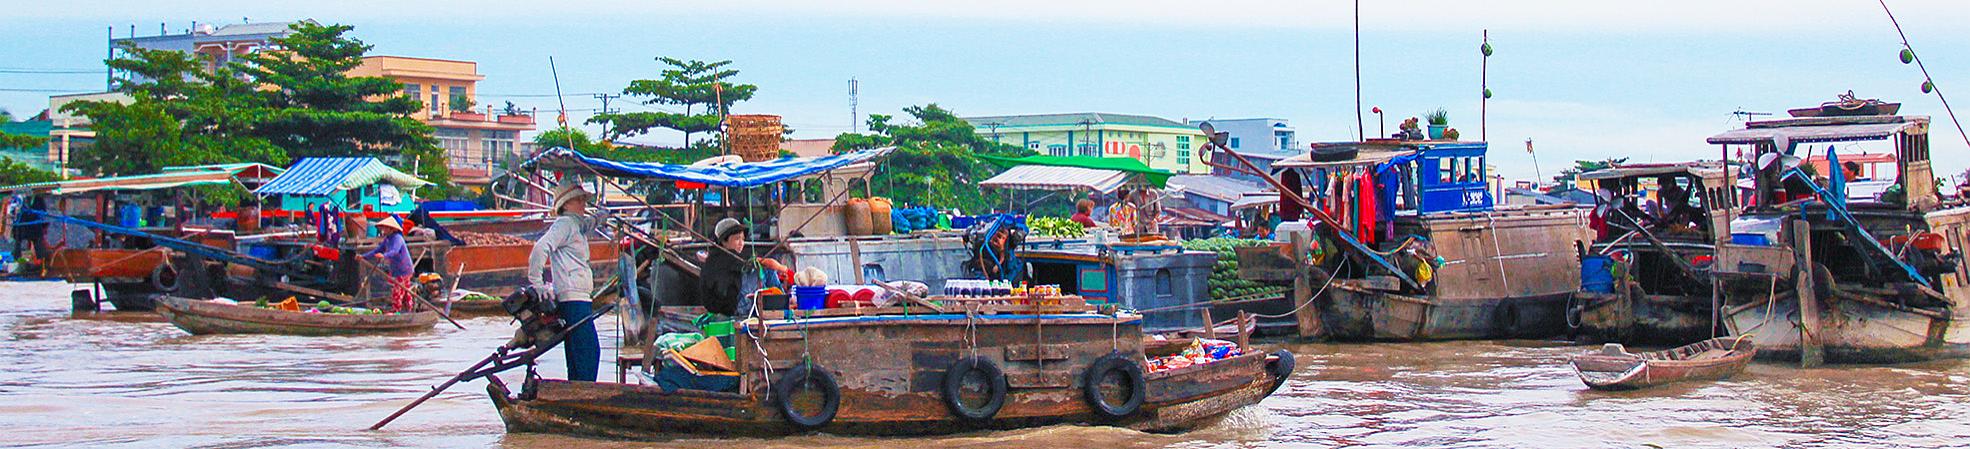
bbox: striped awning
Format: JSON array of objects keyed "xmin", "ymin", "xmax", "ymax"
[
  {"xmin": 253, "ymin": 157, "xmax": 429, "ymax": 196},
  {"xmin": 980, "ymin": 165, "xmax": 1132, "ymax": 193}
]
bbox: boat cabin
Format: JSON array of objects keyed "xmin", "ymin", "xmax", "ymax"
[
  {"xmin": 1018, "ymin": 241, "xmax": 1215, "ymax": 332},
  {"xmin": 1579, "ymin": 163, "xmax": 1735, "ymax": 292},
  {"xmin": 253, "ymin": 157, "xmax": 431, "ymax": 218}
]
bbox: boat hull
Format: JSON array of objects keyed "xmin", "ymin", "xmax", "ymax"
[
  {"xmin": 443, "ymin": 241, "xmax": 617, "ymax": 297},
  {"xmin": 1316, "ymin": 283, "xmax": 1569, "ymax": 341},
  {"xmin": 1574, "ymin": 292, "xmax": 1716, "ymax": 345},
  {"xmin": 1571, "ymin": 337, "xmax": 1756, "ymax": 390},
  {"xmin": 1723, "ymin": 292, "xmax": 1969, "ymax": 364},
  {"xmin": 153, "ymin": 296, "xmax": 438, "ymax": 336}
]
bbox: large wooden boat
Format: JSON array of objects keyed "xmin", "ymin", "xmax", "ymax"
[
  {"xmin": 442, "ymin": 240, "xmax": 619, "ymax": 297},
  {"xmin": 153, "ymin": 295, "xmax": 438, "ymax": 336},
  {"xmin": 1266, "ymin": 141, "xmax": 1593, "ymax": 341},
  {"xmin": 489, "ymin": 304, "xmax": 1292, "ymax": 438},
  {"xmin": 1709, "ymin": 112, "xmax": 1970, "ymax": 364},
  {"xmin": 1570, "ymin": 337, "xmax": 1756, "ymax": 390},
  {"xmin": 1572, "ymin": 163, "xmax": 1735, "ymax": 345}
]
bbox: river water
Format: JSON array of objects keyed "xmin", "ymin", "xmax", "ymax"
[{"xmin": 2, "ymin": 280, "xmax": 1966, "ymax": 448}]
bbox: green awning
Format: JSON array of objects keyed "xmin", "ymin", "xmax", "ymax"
[{"xmin": 976, "ymin": 154, "xmax": 1171, "ymax": 188}]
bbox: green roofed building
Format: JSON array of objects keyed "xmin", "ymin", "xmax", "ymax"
[{"xmin": 963, "ymin": 113, "xmax": 1208, "ymax": 174}]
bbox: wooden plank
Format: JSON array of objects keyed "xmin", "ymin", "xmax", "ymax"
[
  {"xmin": 1792, "ymin": 220, "xmax": 1823, "ymax": 368},
  {"xmin": 1004, "ymin": 344, "xmax": 1070, "ymax": 362},
  {"xmin": 1290, "ymin": 233, "xmax": 1322, "ymax": 339},
  {"xmin": 1005, "ymin": 369, "xmax": 1073, "ymax": 389}
]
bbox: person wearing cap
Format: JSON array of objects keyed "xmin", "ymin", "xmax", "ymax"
[
  {"xmin": 529, "ymin": 182, "xmax": 600, "ymax": 382},
  {"xmin": 698, "ymin": 217, "xmax": 750, "ymax": 317},
  {"xmin": 363, "ymin": 215, "xmax": 417, "ymax": 312}
]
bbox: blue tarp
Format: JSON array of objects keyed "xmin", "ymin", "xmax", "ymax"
[{"xmin": 525, "ymin": 147, "xmax": 893, "ymax": 188}]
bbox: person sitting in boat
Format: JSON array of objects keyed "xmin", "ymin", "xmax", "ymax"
[
  {"xmin": 1653, "ymin": 181, "xmax": 1703, "ymax": 235},
  {"xmin": 700, "ymin": 217, "xmax": 776, "ymax": 318},
  {"xmin": 1071, "ymin": 199, "xmax": 1100, "ymax": 228},
  {"xmin": 364, "ymin": 216, "xmax": 418, "ymax": 313},
  {"xmin": 529, "ymin": 182, "xmax": 600, "ymax": 382}
]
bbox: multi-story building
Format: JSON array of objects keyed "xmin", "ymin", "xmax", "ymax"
[
  {"xmin": 347, "ymin": 56, "xmax": 536, "ymax": 188},
  {"xmin": 112, "ymin": 21, "xmax": 295, "ymax": 75},
  {"xmin": 1185, "ymin": 118, "xmax": 1301, "ymax": 182},
  {"xmin": 964, "ymin": 113, "xmax": 1208, "ymax": 174}
]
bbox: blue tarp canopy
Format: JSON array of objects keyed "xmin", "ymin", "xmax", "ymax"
[
  {"xmin": 254, "ymin": 157, "xmax": 430, "ymax": 196},
  {"xmin": 525, "ymin": 146, "xmax": 893, "ymax": 188}
]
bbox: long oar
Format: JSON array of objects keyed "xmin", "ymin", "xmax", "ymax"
[{"xmin": 369, "ymin": 302, "xmax": 616, "ymax": 430}]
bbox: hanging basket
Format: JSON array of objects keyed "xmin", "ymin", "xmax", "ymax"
[{"xmin": 727, "ymin": 114, "xmax": 784, "ymax": 162}]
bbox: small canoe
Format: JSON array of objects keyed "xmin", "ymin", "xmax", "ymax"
[
  {"xmin": 154, "ymin": 296, "xmax": 439, "ymax": 336},
  {"xmin": 441, "ymin": 299, "xmax": 507, "ymax": 315},
  {"xmin": 1570, "ymin": 337, "xmax": 1755, "ymax": 390}
]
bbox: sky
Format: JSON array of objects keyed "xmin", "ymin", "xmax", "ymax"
[{"xmin": 3, "ymin": 0, "xmax": 1968, "ymax": 182}]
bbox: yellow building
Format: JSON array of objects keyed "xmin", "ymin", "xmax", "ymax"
[{"xmin": 348, "ymin": 56, "xmax": 536, "ymax": 187}]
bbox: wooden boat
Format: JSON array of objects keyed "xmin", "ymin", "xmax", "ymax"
[
  {"xmin": 442, "ymin": 239, "xmax": 618, "ymax": 297},
  {"xmin": 489, "ymin": 302, "xmax": 1293, "ymax": 438},
  {"xmin": 1571, "ymin": 337, "xmax": 1755, "ymax": 390},
  {"xmin": 1572, "ymin": 163, "xmax": 1734, "ymax": 345},
  {"xmin": 1710, "ymin": 113, "xmax": 1970, "ymax": 364},
  {"xmin": 153, "ymin": 295, "xmax": 438, "ymax": 336},
  {"xmin": 440, "ymin": 298, "xmax": 507, "ymax": 315},
  {"xmin": 46, "ymin": 247, "xmax": 174, "ymax": 311}
]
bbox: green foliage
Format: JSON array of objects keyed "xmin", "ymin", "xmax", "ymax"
[
  {"xmin": 1425, "ymin": 108, "xmax": 1449, "ymax": 126},
  {"xmin": 1030, "ymin": 216, "xmax": 1086, "ymax": 238},
  {"xmin": 1553, "ymin": 157, "xmax": 1631, "ymax": 187},
  {"xmin": 593, "ymin": 57, "xmax": 758, "ymax": 145},
  {"xmin": 63, "ymin": 21, "xmax": 453, "ymax": 197},
  {"xmin": 830, "ymin": 104, "xmax": 1033, "ymax": 214},
  {"xmin": 0, "ymin": 131, "xmax": 47, "ymax": 150},
  {"xmin": 0, "ymin": 158, "xmax": 59, "ymax": 186}
]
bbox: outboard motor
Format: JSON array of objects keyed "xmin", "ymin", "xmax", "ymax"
[
  {"xmin": 502, "ymin": 286, "xmax": 563, "ymax": 349},
  {"xmin": 964, "ymin": 215, "xmax": 1028, "ymax": 282}
]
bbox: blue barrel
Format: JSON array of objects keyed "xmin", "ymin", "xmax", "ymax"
[
  {"xmin": 1580, "ymin": 255, "xmax": 1615, "ymax": 293},
  {"xmin": 793, "ymin": 286, "xmax": 828, "ymax": 310}
]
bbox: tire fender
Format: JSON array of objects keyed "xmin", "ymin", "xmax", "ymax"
[
  {"xmin": 941, "ymin": 356, "xmax": 1009, "ymax": 422},
  {"xmin": 1081, "ymin": 351, "xmax": 1146, "ymax": 420},
  {"xmin": 773, "ymin": 362, "xmax": 841, "ymax": 430}
]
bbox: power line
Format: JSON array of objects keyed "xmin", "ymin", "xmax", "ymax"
[{"xmin": 475, "ymin": 91, "xmax": 610, "ymax": 98}]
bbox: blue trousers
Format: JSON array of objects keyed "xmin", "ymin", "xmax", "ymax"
[{"xmin": 556, "ymin": 300, "xmax": 601, "ymax": 382}]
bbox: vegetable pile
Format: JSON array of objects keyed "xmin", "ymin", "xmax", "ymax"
[
  {"xmin": 1029, "ymin": 216, "xmax": 1086, "ymax": 238},
  {"xmin": 457, "ymin": 231, "xmax": 533, "ymax": 246},
  {"xmin": 1182, "ymin": 237, "xmax": 1288, "ymax": 300}
]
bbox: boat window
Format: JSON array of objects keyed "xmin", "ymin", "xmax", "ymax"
[
  {"xmin": 1079, "ymin": 268, "xmax": 1107, "ymax": 293},
  {"xmin": 1439, "ymin": 157, "xmax": 1455, "ymax": 183},
  {"xmin": 1466, "ymin": 156, "xmax": 1484, "ymax": 183},
  {"xmin": 1155, "ymin": 269, "xmax": 1173, "ymax": 296}
]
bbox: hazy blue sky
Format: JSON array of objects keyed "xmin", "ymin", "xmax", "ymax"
[{"xmin": 4, "ymin": 1, "xmax": 1967, "ymax": 181}]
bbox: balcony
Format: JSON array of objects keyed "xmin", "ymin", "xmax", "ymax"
[{"xmin": 429, "ymin": 105, "xmax": 538, "ymax": 130}]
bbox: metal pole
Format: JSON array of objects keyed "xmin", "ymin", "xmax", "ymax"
[
  {"xmin": 1353, "ymin": 0, "xmax": 1364, "ymax": 140},
  {"xmin": 1481, "ymin": 29, "xmax": 1489, "ymax": 142}
]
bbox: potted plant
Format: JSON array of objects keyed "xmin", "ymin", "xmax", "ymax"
[
  {"xmin": 1443, "ymin": 127, "xmax": 1461, "ymax": 141},
  {"xmin": 449, "ymin": 95, "xmax": 484, "ymax": 120},
  {"xmin": 1398, "ymin": 117, "xmax": 1424, "ymax": 140},
  {"xmin": 1424, "ymin": 109, "xmax": 1449, "ymax": 139}
]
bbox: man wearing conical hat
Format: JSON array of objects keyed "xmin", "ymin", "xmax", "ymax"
[
  {"xmin": 363, "ymin": 215, "xmax": 417, "ymax": 312},
  {"xmin": 528, "ymin": 181, "xmax": 601, "ymax": 382}
]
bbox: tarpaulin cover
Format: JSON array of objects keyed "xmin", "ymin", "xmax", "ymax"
[
  {"xmin": 525, "ymin": 146, "xmax": 893, "ymax": 188},
  {"xmin": 980, "ymin": 165, "xmax": 1132, "ymax": 193},
  {"xmin": 976, "ymin": 154, "xmax": 1171, "ymax": 188},
  {"xmin": 254, "ymin": 157, "xmax": 430, "ymax": 196}
]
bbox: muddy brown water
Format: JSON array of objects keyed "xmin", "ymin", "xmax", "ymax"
[{"xmin": 2, "ymin": 280, "xmax": 1966, "ymax": 448}]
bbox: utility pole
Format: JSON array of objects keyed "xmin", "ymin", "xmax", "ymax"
[
  {"xmin": 1353, "ymin": 0, "xmax": 1364, "ymax": 141},
  {"xmin": 849, "ymin": 78, "xmax": 860, "ymax": 133},
  {"xmin": 592, "ymin": 93, "xmax": 619, "ymax": 138},
  {"xmin": 1481, "ymin": 29, "xmax": 1491, "ymax": 141},
  {"xmin": 1079, "ymin": 119, "xmax": 1095, "ymax": 157}
]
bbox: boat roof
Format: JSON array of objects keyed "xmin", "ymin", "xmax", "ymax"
[
  {"xmin": 1706, "ymin": 115, "xmax": 1929, "ymax": 145},
  {"xmin": 980, "ymin": 164, "xmax": 1135, "ymax": 193},
  {"xmin": 524, "ymin": 146, "xmax": 893, "ymax": 188},
  {"xmin": 976, "ymin": 154, "xmax": 1171, "ymax": 188},
  {"xmin": 1273, "ymin": 140, "xmax": 1483, "ymax": 169},
  {"xmin": 254, "ymin": 157, "xmax": 430, "ymax": 196},
  {"xmin": 1579, "ymin": 163, "xmax": 1727, "ymax": 181},
  {"xmin": 3, "ymin": 170, "xmax": 238, "ymax": 195}
]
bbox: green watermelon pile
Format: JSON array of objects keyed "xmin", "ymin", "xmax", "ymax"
[
  {"xmin": 1030, "ymin": 216, "xmax": 1086, "ymax": 238},
  {"xmin": 1182, "ymin": 238, "xmax": 1287, "ymax": 300}
]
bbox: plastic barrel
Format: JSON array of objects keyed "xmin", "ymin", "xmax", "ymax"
[
  {"xmin": 794, "ymin": 286, "xmax": 829, "ymax": 310},
  {"xmin": 1580, "ymin": 256, "xmax": 1615, "ymax": 293}
]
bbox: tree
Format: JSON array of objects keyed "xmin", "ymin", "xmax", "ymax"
[
  {"xmin": 0, "ymin": 158, "xmax": 58, "ymax": 186},
  {"xmin": 1552, "ymin": 157, "xmax": 1630, "ymax": 190},
  {"xmin": 592, "ymin": 57, "xmax": 757, "ymax": 145},
  {"xmin": 831, "ymin": 104, "xmax": 1033, "ymax": 213},
  {"xmin": 62, "ymin": 43, "xmax": 277, "ymax": 176},
  {"xmin": 0, "ymin": 131, "xmax": 46, "ymax": 151}
]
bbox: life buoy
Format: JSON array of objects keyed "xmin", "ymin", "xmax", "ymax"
[
  {"xmin": 1081, "ymin": 352, "xmax": 1145, "ymax": 420},
  {"xmin": 773, "ymin": 362, "xmax": 841, "ymax": 430},
  {"xmin": 1265, "ymin": 349, "xmax": 1296, "ymax": 391},
  {"xmin": 941, "ymin": 356, "xmax": 1008, "ymax": 422},
  {"xmin": 149, "ymin": 261, "xmax": 179, "ymax": 293}
]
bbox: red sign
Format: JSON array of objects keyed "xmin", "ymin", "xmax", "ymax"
[{"xmin": 1104, "ymin": 141, "xmax": 1142, "ymax": 159}]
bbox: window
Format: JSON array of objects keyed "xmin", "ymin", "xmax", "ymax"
[
  {"xmin": 1027, "ymin": 142, "xmax": 1040, "ymax": 151},
  {"xmin": 449, "ymin": 86, "xmax": 468, "ymax": 111},
  {"xmin": 437, "ymin": 128, "xmax": 471, "ymax": 165},
  {"xmin": 1047, "ymin": 144, "xmax": 1069, "ymax": 157},
  {"xmin": 429, "ymin": 92, "xmax": 441, "ymax": 114},
  {"xmin": 1439, "ymin": 157, "xmax": 1456, "ymax": 183},
  {"xmin": 1230, "ymin": 137, "xmax": 1241, "ymax": 149},
  {"xmin": 403, "ymin": 83, "xmax": 421, "ymax": 99},
  {"xmin": 1176, "ymin": 135, "xmax": 1191, "ymax": 150},
  {"xmin": 1276, "ymin": 131, "xmax": 1292, "ymax": 150},
  {"xmin": 1077, "ymin": 143, "xmax": 1097, "ymax": 157},
  {"xmin": 482, "ymin": 130, "xmax": 516, "ymax": 166}
]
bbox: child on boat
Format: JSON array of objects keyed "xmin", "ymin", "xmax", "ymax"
[{"xmin": 365, "ymin": 215, "xmax": 417, "ymax": 313}]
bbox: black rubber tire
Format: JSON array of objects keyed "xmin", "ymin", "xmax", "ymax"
[
  {"xmin": 773, "ymin": 362, "xmax": 841, "ymax": 430},
  {"xmin": 149, "ymin": 262, "xmax": 179, "ymax": 293},
  {"xmin": 1268, "ymin": 348, "xmax": 1300, "ymax": 391},
  {"xmin": 1309, "ymin": 146, "xmax": 1359, "ymax": 162},
  {"xmin": 1081, "ymin": 352, "xmax": 1146, "ymax": 420},
  {"xmin": 941, "ymin": 356, "xmax": 1009, "ymax": 422}
]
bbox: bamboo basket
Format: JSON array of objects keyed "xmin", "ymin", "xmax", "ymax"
[{"xmin": 726, "ymin": 114, "xmax": 783, "ymax": 162}]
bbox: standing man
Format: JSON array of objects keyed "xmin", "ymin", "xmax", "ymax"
[{"xmin": 528, "ymin": 182, "xmax": 599, "ymax": 382}]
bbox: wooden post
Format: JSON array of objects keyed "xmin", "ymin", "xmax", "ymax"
[
  {"xmin": 1236, "ymin": 310, "xmax": 1252, "ymax": 351},
  {"xmin": 1290, "ymin": 232, "xmax": 1324, "ymax": 339},
  {"xmin": 1200, "ymin": 308, "xmax": 1215, "ymax": 339},
  {"xmin": 1791, "ymin": 220, "xmax": 1824, "ymax": 368}
]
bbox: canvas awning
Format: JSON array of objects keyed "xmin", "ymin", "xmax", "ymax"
[
  {"xmin": 254, "ymin": 157, "xmax": 430, "ymax": 196},
  {"xmin": 1706, "ymin": 118, "xmax": 1927, "ymax": 145},
  {"xmin": 976, "ymin": 154, "xmax": 1171, "ymax": 188},
  {"xmin": 2, "ymin": 171, "xmax": 243, "ymax": 195},
  {"xmin": 979, "ymin": 165, "xmax": 1132, "ymax": 193},
  {"xmin": 1229, "ymin": 193, "xmax": 1279, "ymax": 211},
  {"xmin": 1273, "ymin": 148, "xmax": 1416, "ymax": 169},
  {"xmin": 523, "ymin": 147, "xmax": 893, "ymax": 188},
  {"xmin": 1579, "ymin": 163, "xmax": 1726, "ymax": 181}
]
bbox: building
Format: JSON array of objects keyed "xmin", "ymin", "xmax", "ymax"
[
  {"xmin": 112, "ymin": 21, "xmax": 295, "ymax": 75},
  {"xmin": 964, "ymin": 113, "xmax": 1208, "ymax": 174},
  {"xmin": 347, "ymin": 56, "xmax": 537, "ymax": 188},
  {"xmin": 1166, "ymin": 175, "xmax": 1266, "ymax": 216},
  {"xmin": 1185, "ymin": 118, "xmax": 1301, "ymax": 182},
  {"xmin": 781, "ymin": 138, "xmax": 837, "ymax": 158}
]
